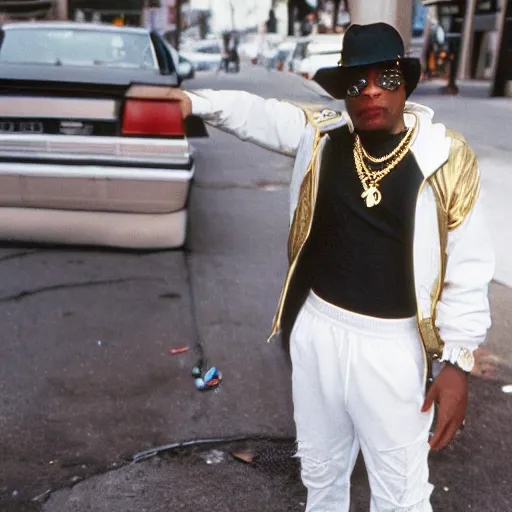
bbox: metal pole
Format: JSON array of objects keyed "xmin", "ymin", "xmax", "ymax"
[
  {"xmin": 350, "ymin": 0, "xmax": 413, "ymax": 52},
  {"xmin": 229, "ymin": 0, "xmax": 235, "ymax": 30},
  {"xmin": 457, "ymin": 0, "xmax": 477, "ymax": 79},
  {"xmin": 175, "ymin": 0, "xmax": 182, "ymax": 50},
  {"xmin": 491, "ymin": 0, "xmax": 512, "ymax": 96},
  {"xmin": 56, "ymin": 0, "xmax": 68, "ymax": 20}
]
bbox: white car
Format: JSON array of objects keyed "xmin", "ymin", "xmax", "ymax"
[
  {"xmin": 0, "ymin": 22, "xmax": 208, "ymax": 249},
  {"xmin": 275, "ymin": 39, "xmax": 298, "ymax": 71},
  {"xmin": 257, "ymin": 33, "xmax": 284, "ymax": 68},
  {"xmin": 290, "ymin": 34, "xmax": 343, "ymax": 79},
  {"xmin": 180, "ymin": 39, "xmax": 222, "ymax": 71}
]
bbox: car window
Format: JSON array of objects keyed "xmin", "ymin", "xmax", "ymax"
[
  {"xmin": 0, "ymin": 28, "xmax": 158, "ymax": 69},
  {"xmin": 194, "ymin": 44, "xmax": 221, "ymax": 54}
]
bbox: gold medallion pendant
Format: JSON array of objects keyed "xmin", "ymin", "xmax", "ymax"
[
  {"xmin": 353, "ymin": 118, "xmax": 417, "ymax": 208},
  {"xmin": 361, "ymin": 185, "xmax": 382, "ymax": 207}
]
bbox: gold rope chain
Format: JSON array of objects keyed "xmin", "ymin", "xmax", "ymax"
[
  {"xmin": 357, "ymin": 127, "xmax": 415, "ymax": 180},
  {"xmin": 355, "ymin": 125, "xmax": 414, "ymax": 164},
  {"xmin": 354, "ymin": 122, "xmax": 417, "ymax": 208}
]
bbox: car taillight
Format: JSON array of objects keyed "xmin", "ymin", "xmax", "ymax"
[
  {"xmin": 122, "ymin": 99, "xmax": 184, "ymax": 137},
  {"xmin": 300, "ymin": 72, "xmax": 310, "ymax": 80}
]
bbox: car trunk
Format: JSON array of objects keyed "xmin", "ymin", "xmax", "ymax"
[
  {"xmin": 0, "ymin": 63, "xmax": 207, "ymax": 138},
  {"xmin": 0, "ymin": 63, "xmax": 206, "ymax": 221}
]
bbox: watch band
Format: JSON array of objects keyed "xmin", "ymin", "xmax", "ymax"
[{"xmin": 445, "ymin": 347, "xmax": 475, "ymax": 373}]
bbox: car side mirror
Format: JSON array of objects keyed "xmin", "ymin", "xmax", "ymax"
[{"xmin": 178, "ymin": 61, "xmax": 193, "ymax": 79}]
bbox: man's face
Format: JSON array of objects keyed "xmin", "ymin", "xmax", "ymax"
[{"xmin": 345, "ymin": 64, "xmax": 407, "ymax": 133}]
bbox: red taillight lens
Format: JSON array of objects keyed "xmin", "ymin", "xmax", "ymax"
[
  {"xmin": 300, "ymin": 72, "xmax": 310, "ymax": 80},
  {"xmin": 122, "ymin": 99, "xmax": 184, "ymax": 137}
]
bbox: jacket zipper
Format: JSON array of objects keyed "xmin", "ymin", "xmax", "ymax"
[
  {"xmin": 268, "ymin": 130, "xmax": 324, "ymax": 341},
  {"xmin": 412, "ymin": 179, "xmax": 430, "ymax": 389}
]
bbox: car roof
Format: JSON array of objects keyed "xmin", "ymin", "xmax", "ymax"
[
  {"xmin": 297, "ymin": 33, "xmax": 344, "ymax": 44},
  {"xmin": 307, "ymin": 42, "xmax": 342, "ymax": 54},
  {"xmin": 278, "ymin": 39, "xmax": 297, "ymax": 49},
  {"xmin": 1, "ymin": 21, "xmax": 150, "ymax": 35}
]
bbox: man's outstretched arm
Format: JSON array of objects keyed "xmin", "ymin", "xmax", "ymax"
[{"xmin": 167, "ymin": 89, "xmax": 307, "ymax": 157}]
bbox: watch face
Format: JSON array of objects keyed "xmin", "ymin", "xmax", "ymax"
[{"xmin": 457, "ymin": 348, "xmax": 475, "ymax": 373}]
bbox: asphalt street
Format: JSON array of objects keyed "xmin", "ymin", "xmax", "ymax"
[{"xmin": 1, "ymin": 66, "xmax": 511, "ymax": 512}]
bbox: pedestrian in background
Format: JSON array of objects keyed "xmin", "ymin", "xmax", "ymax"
[
  {"xmin": 168, "ymin": 22, "xmax": 494, "ymax": 512},
  {"xmin": 219, "ymin": 31, "xmax": 231, "ymax": 73}
]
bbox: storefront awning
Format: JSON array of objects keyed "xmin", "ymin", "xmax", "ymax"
[{"xmin": 0, "ymin": 0, "xmax": 55, "ymax": 17}]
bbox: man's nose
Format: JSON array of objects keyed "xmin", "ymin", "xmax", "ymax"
[{"xmin": 362, "ymin": 79, "xmax": 381, "ymax": 98}]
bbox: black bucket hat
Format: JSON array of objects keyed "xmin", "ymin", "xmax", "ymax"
[{"xmin": 314, "ymin": 23, "xmax": 421, "ymax": 99}]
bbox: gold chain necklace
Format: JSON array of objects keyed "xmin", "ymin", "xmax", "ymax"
[
  {"xmin": 355, "ymin": 125, "xmax": 414, "ymax": 164},
  {"xmin": 353, "ymin": 121, "xmax": 417, "ymax": 208}
]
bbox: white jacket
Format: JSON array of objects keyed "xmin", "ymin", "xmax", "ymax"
[{"xmin": 187, "ymin": 89, "xmax": 495, "ymax": 366}]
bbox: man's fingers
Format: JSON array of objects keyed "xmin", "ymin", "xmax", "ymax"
[
  {"xmin": 163, "ymin": 89, "xmax": 192, "ymax": 118},
  {"xmin": 432, "ymin": 421, "xmax": 459, "ymax": 451},
  {"xmin": 429, "ymin": 417, "xmax": 449, "ymax": 450},
  {"xmin": 421, "ymin": 385, "xmax": 437, "ymax": 412}
]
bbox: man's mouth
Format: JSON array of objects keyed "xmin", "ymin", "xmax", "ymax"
[{"xmin": 359, "ymin": 107, "xmax": 385, "ymax": 119}]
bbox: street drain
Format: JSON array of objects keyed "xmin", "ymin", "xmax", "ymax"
[{"xmin": 252, "ymin": 179, "xmax": 288, "ymax": 191}]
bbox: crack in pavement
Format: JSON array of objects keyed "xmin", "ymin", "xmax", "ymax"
[
  {"xmin": 0, "ymin": 277, "xmax": 164, "ymax": 304},
  {"xmin": 0, "ymin": 250, "xmax": 41, "ymax": 263}
]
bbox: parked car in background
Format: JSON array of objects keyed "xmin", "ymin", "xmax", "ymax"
[
  {"xmin": 290, "ymin": 34, "xmax": 343, "ymax": 80},
  {"xmin": 257, "ymin": 33, "xmax": 283, "ymax": 69},
  {"xmin": 180, "ymin": 39, "xmax": 222, "ymax": 71},
  {"xmin": 275, "ymin": 38, "xmax": 297, "ymax": 71},
  {"xmin": 238, "ymin": 33, "xmax": 260, "ymax": 62},
  {"xmin": 0, "ymin": 22, "xmax": 207, "ymax": 249}
]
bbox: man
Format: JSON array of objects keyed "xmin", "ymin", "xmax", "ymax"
[{"xmin": 170, "ymin": 23, "xmax": 494, "ymax": 511}]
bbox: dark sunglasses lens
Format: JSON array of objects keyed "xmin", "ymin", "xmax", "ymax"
[
  {"xmin": 347, "ymin": 78, "xmax": 367, "ymax": 97},
  {"xmin": 376, "ymin": 69, "xmax": 404, "ymax": 91}
]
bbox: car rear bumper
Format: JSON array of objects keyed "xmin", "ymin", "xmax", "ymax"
[
  {"xmin": 0, "ymin": 134, "xmax": 192, "ymax": 167},
  {"xmin": 0, "ymin": 161, "xmax": 194, "ymax": 214},
  {"xmin": 0, "ymin": 207, "xmax": 188, "ymax": 249},
  {"xmin": 0, "ymin": 133, "xmax": 194, "ymax": 214},
  {"xmin": 0, "ymin": 134, "xmax": 194, "ymax": 246}
]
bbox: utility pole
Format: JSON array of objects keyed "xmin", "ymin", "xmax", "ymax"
[
  {"xmin": 229, "ymin": 0, "xmax": 235, "ymax": 30},
  {"xmin": 457, "ymin": 0, "xmax": 478, "ymax": 79},
  {"xmin": 492, "ymin": 0, "xmax": 512, "ymax": 96},
  {"xmin": 175, "ymin": 0, "xmax": 182, "ymax": 50},
  {"xmin": 350, "ymin": 0, "xmax": 413, "ymax": 50},
  {"xmin": 288, "ymin": 0, "xmax": 296, "ymax": 35},
  {"xmin": 55, "ymin": 0, "xmax": 68, "ymax": 20}
]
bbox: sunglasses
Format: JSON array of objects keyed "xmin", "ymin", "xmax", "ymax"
[{"xmin": 347, "ymin": 68, "xmax": 405, "ymax": 97}]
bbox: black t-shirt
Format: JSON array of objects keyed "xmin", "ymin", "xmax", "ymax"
[{"xmin": 302, "ymin": 125, "xmax": 423, "ymax": 318}]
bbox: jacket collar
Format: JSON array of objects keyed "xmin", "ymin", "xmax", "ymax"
[{"xmin": 339, "ymin": 101, "xmax": 451, "ymax": 179}]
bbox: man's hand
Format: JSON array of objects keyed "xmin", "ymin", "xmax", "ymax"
[
  {"xmin": 421, "ymin": 365, "xmax": 469, "ymax": 451},
  {"xmin": 166, "ymin": 88, "xmax": 192, "ymax": 119},
  {"xmin": 126, "ymin": 86, "xmax": 193, "ymax": 119}
]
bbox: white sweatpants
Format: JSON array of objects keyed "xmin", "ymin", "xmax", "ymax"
[{"xmin": 291, "ymin": 291, "xmax": 435, "ymax": 512}]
